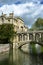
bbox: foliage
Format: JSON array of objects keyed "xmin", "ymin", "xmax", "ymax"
[
  {"xmin": 31, "ymin": 18, "xmax": 43, "ymax": 30},
  {"xmin": 0, "ymin": 24, "xmax": 16, "ymax": 43},
  {"xmin": 31, "ymin": 18, "xmax": 43, "ymax": 53},
  {"xmin": 28, "ymin": 27, "xmax": 35, "ymax": 31},
  {"xmin": 41, "ymin": 46, "xmax": 43, "ymax": 53},
  {"xmin": 31, "ymin": 43, "xmax": 37, "ymax": 54}
]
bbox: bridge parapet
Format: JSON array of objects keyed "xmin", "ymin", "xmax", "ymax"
[
  {"xmin": 17, "ymin": 30, "xmax": 43, "ymax": 42},
  {"xmin": 13, "ymin": 30, "xmax": 43, "ymax": 48},
  {"xmin": 17, "ymin": 30, "xmax": 43, "ymax": 34}
]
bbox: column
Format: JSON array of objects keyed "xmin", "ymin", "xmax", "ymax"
[
  {"xmin": 17, "ymin": 34, "xmax": 19, "ymax": 42},
  {"xmin": 23, "ymin": 34, "xmax": 25, "ymax": 41},
  {"xmin": 24, "ymin": 34, "xmax": 26, "ymax": 41},
  {"xmin": 41, "ymin": 33, "xmax": 43, "ymax": 42},
  {"xmin": 23, "ymin": 34, "xmax": 26, "ymax": 41},
  {"xmin": 33, "ymin": 33, "xmax": 35, "ymax": 41},
  {"xmin": 21, "ymin": 34, "xmax": 22, "ymax": 41},
  {"xmin": 22, "ymin": 34, "xmax": 24, "ymax": 41},
  {"xmin": 40, "ymin": 33, "xmax": 41, "ymax": 42},
  {"xmin": 18, "ymin": 34, "xmax": 20, "ymax": 41},
  {"xmin": 27, "ymin": 33, "xmax": 29, "ymax": 41},
  {"xmin": 19, "ymin": 34, "xmax": 22, "ymax": 41}
]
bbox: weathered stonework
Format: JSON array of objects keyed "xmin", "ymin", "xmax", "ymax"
[
  {"xmin": 0, "ymin": 13, "xmax": 28, "ymax": 43},
  {"xmin": 0, "ymin": 13, "xmax": 28, "ymax": 32}
]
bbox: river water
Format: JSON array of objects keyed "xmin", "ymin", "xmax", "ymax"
[
  {"xmin": 0, "ymin": 44, "xmax": 43, "ymax": 65},
  {"xmin": 13, "ymin": 47, "xmax": 43, "ymax": 65}
]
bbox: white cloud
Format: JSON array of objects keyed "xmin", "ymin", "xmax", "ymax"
[
  {"xmin": 32, "ymin": 5, "xmax": 43, "ymax": 17},
  {"xmin": 0, "ymin": 2, "xmax": 35, "ymax": 16},
  {"xmin": 0, "ymin": 1, "xmax": 43, "ymax": 26}
]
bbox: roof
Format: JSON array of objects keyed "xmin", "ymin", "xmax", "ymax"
[
  {"xmin": 0, "ymin": 13, "xmax": 24, "ymax": 23},
  {"xmin": 15, "ymin": 16, "xmax": 24, "ymax": 22}
]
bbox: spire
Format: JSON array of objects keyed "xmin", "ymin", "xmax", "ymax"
[
  {"xmin": 2, "ymin": 12, "xmax": 3, "ymax": 16},
  {"xmin": 1, "ymin": 12, "xmax": 4, "ymax": 24},
  {"xmin": 9, "ymin": 11, "xmax": 14, "ymax": 18},
  {"xmin": 9, "ymin": 11, "xmax": 14, "ymax": 24}
]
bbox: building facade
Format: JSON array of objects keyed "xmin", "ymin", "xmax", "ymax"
[
  {"xmin": 0, "ymin": 13, "xmax": 28, "ymax": 43},
  {"xmin": 0, "ymin": 13, "xmax": 28, "ymax": 32}
]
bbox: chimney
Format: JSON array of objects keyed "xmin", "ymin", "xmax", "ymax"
[
  {"xmin": 9, "ymin": 13, "xmax": 14, "ymax": 18},
  {"xmin": 1, "ymin": 13, "xmax": 6, "ymax": 17},
  {"xmin": 3, "ymin": 14, "xmax": 6, "ymax": 17}
]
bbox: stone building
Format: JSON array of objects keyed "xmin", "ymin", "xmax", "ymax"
[
  {"xmin": 0, "ymin": 13, "xmax": 28, "ymax": 32},
  {"xmin": 0, "ymin": 13, "xmax": 28, "ymax": 43}
]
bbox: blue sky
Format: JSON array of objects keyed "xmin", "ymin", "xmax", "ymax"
[{"xmin": 0, "ymin": 0, "xmax": 43, "ymax": 28}]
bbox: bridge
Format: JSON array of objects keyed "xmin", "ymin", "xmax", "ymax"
[
  {"xmin": 17, "ymin": 41, "xmax": 43, "ymax": 48},
  {"xmin": 14, "ymin": 30, "xmax": 43, "ymax": 48}
]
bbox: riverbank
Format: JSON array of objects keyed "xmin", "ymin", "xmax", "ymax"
[
  {"xmin": 0, "ymin": 44, "xmax": 9, "ymax": 52},
  {"xmin": 0, "ymin": 44, "xmax": 9, "ymax": 61}
]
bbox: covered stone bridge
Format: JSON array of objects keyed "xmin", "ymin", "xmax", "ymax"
[{"xmin": 14, "ymin": 31, "xmax": 43, "ymax": 48}]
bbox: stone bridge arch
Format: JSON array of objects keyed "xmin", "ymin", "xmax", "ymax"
[
  {"xmin": 18, "ymin": 41, "xmax": 43, "ymax": 48},
  {"xmin": 18, "ymin": 41, "xmax": 43, "ymax": 49}
]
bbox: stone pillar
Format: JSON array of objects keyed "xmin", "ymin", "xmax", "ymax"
[
  {"xmin": 23, "ymin": 34, "xmax": 24, "ymax": 41},
  {"xmin": 19, "ymin": 35, "xmax": 21, "ymax": 41},
  {"xmin": 25, "ymin": 34, "xmax": 28, "ymax": 41},
  {"xmin": 19, "ymin": 34, "xmax": 22, "ymax": 41},
  {"xmin": 27, "ymin": 33, "xmax": 29, "ymax": 41},
  {"xmin": 17, "ymin": 35, "xmax": 19, "ymax": 42},
  {"xmin": 41, "ymin": 33, "xmax": 43, "ymax": 42},
  {"xmin": 22, "ymin": 34, "xmax": 23, "ymax": 41},
  {"xmin": 33, "ymin": 33, "xmax": 35, "ymax": 41},
  {"xmin": 24, "ymin": 34, "xmax": 26, "ymax": 41},
  {"xmin": 40, "ymin": 33, "xmax": 41, "ymax": 42},
  {"xmin": 18, "ymin": 34, "xmax": 20, "ymax": 41}
]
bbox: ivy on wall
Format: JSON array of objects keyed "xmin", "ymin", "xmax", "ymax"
[{"xmin": 0, "ymin": 24, "xmax": 16, "ymax": 43}]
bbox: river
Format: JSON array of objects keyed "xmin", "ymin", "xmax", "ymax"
[
  {"xmin": 13, "ymin": 46, "xmax": 43, "ymax": 65},
  {"xmin": 0, "ymin": 44, "xmax": 43, "ymax": 65}
]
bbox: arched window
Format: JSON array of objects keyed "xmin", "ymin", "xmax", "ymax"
[{"xmin": 29, "ymin": 33, "xmax": 33, "ymax": 41}]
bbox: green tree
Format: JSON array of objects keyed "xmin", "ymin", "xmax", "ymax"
[
  {"xmin": 31, "ymin": 18, "xmax": 43, "ymax": 30},
  {"xmin": 0, "ymin": 24, "xmax": 16, "ymax": 42},
  {"xmin": 0, "ymin": 24, "xmax": 16, "ymax": 64},
  {"xmin": 31, "ymin": 18, "xmax": 43, "ymax": 53}
]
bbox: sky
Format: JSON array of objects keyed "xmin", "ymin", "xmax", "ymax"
[{"xmin": 0, "ymin": 0, "xmax": 43, "ymax": 28}]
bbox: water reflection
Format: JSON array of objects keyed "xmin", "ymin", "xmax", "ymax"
[
  {"xmin": 0, "ymin": 44, "xmax": 9, "ymax": 65},
  {"xmin": 0, "ymin": 44, "xmax": 43, "ymax": 65},
  {"xmin": 0, "ymin": 58, "xmax": 9, "ymax": 65},
  {"xmin": 13, "ymin": 47, "xmax": 43, "ymax": 65}
]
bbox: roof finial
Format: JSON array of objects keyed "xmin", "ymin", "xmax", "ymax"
[{"xmin": 2, "ymin": 12, "xmax": 3, "ymax": 16}]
